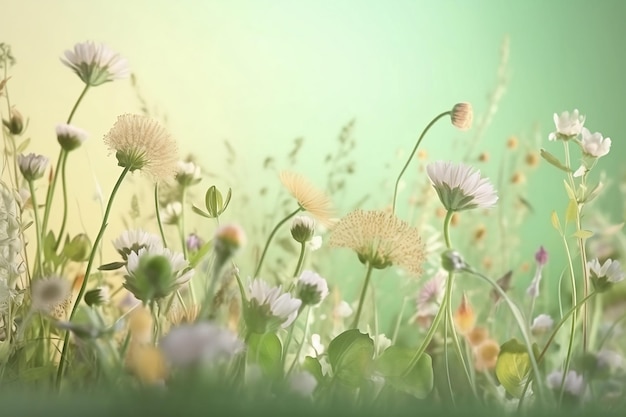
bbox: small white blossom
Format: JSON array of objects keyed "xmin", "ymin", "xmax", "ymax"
[
  {"xmin": 546, "ymin": 370, "xmax": 585, "ymax": 397},
  {"xmin": 288, "ymin": 371, "xmax": 317, "ymax": 397},
  {"xmin": 596, "ymin": 349, "xmax": 624, "ymax": 371},
  {"xmin": 161, "ymin": 202, "xmax": 182, "ymax": 225},
  {"xmin": 17, "ymin": 153, "xmax": 49, "ymax": 181},
  {"xmin": 247, "ymin": 279, "xmax": 301, "ymax": 330},
  {"xmin": 307, "ymin": 235, "xmax": 322, "ymax": 251},
  {"xmin": 56, "ymin": 123, "xmax": 88, "ymax": 151},
  {"xmin": 297, "ymin": 270, "xmax": 329, "ymax": 306},
  {"xmin": 588, "ymin": 258, "xmax": 625, "ymax": 283},
  {"xmin": 531, "ymin": 314, "xmax": 554, "ymax": 334},
  {"xmin": 580, "ymin": 127, "xmax": 611, "ymax": 158},
  {"xmin": 426, "ymin": 161, "xmax": 498, "ymax": 211},
  {"xmin": 548, "ymin": 109, "xmax": 585, "ymax": 141},
  {"xmin": 61, "ymin": 41, "xmax": 130, "ymax": 86},
  {"xmin": 333, "ymin": 300, "xmax": 353, "ymax": 319},
  {"xmin": 159, "ymin": 322, "xmax": 244, "ymax": 367},
  {"xmin": 113, "ymin": 229, "xmax": 162, "ymax": 260}
]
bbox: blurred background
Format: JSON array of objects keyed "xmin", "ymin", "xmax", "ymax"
[{"xmin": 2, "ymin": 0, "xmax": 625, "ymax": 332}]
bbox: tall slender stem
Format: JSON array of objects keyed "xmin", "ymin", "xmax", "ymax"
[
  {"xmin": 54, "ymin": 150, "xmax": 69, "ymax": 249},
  {"xmin": 55, "ymin": 166, "xmax": 130, "ymax": 389},
  {"xmin": 391, "ymin": 111, "xmax": 451, "ymax": 214},
  {"xmin": 351, "ymin": 262, "xmax": 374, "ymax": 329},
  {"xmin": 27, "ymin": 180, "xmax": 44, "ymax": 278},
  {"xmin": 292, "ymin": 242, "xmax": 306, "ymax": 278},
  {"xmin": 287, "ymin": 306, "xmax": 312, "ymax": 376},
  {"xmin": 253, "ymin": 206, "xmax": 302, "ymax": 277},
  {"xmin": 66, "ymin": 85, "xmax": 90, "ymax": 124},
  {"xmin": 154, "ymin": 183, "xmax": 168, "ymax": 248},
  {"xmin": 41, "ymin": 149, "xmax": 64, "ymax": 240}
]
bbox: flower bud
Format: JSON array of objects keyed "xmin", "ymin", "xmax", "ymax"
[
  {"xmin": 454, "ymin": 293, "xmax": 476, "ymax": 335},
  {"xmin": 451, "ymin": 102, "xmax": 473, "ymax": 131},
  {"xmin": 63, "ymin": 233, "xmax": 92, "ymax": 262},
  {"xmin": 296, "ymin": 270, "xmax": 329, "ymax": 306},
  {"xmin": 85, "ymin": 287, "xmax": 111, "ymax": 307},
  {"xmin": 291, "ymin": 215, "xmax": 316, "ymax": 243},
  {"xmin": 56, "ymin": 123, "xmax": 88, "ymax": 151},
  {"xmin": 204, "ymin": 185, "xmax": 231, "ymax": 218},
  {"xmin": 3, "ymin": 107, "xmax": 24, "ymax": 135},
  {"xmin": 17, "ymin": 153, "xmax": 49, "ymax": 181},
  {"xmin": 176, "ymin": 160, "xmax": 202, "ymax": 187},
  {"xmin": 441, "ymin": 249, "xmax": 468, "ymax": 272}
]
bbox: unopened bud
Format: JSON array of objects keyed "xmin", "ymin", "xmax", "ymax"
[
  {"xmin": 291, "ymin": 216, "xmax": 316, "ymax": 243},
  {"xmin": 451, "ymin": 102, "xmax": 473, "ymax": 131},
  {"xmin": 3, "ymin": 107, "xmax": 24, "ymax": 135},
  {"xmin": 441, "ymin": 249, "xmax": 468, "ymax": 272}
]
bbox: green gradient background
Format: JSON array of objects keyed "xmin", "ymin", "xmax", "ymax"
[{"xmin": 3, "ymin": 1, "xmax": 625, "ymax": 329}]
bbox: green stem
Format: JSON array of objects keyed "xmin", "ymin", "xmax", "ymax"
[
  {"xmin": 292, "ymin": 242, "xmax": 306, "ymax": 278},
  {"xmin": 443, "ymin": 210, "xmax": 453, "ymax": 248},
  {"xmin": 154, "ymin": 183, "xmax": 168, "ymax": 248},
  {"xmin": 287, "ymin": 306, "xmax": 312, "ymax": 376},
  {"xmin": 351, "ymin": 262, "xmax": 374, "ymax": 329},
  {"xmin": 54, "ymin": 150, "xmax": 69, "ymax": 250},
  {"xmin": 253, "ymin": 206, "xmax": 303, "ymax": 277},
  {"xmin": 180, "ymin": 187, "xmax": 189, "ymax": 259},
  {"xmin": 66, "ymin": 84, "xmax": 90, "ymax": 124},
  {"xmin": 559, "ymin": 232, "xmax": 578, "ymax": 404},
  {"xmin": 391, "ymin": 110, "xmax": 451, "ymax": 214},
  {"xmin": 41, "ymin": 148, "xmax": 64, "ymax": 242},
  {"xmin": 55, "ymin": 165, "xmax": 130, "ymax": 390},
  {"xmin": 27, "ymin": 180, "xmax": 44, "ymax": 278}
]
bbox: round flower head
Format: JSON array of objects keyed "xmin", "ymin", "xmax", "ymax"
[
  {"xmin": 159, "ymin": 322, "xmax": 244, "ymax": 367},
  {"xmin": 31, "ymin": 276, "xmax": 72, "ymax": 318},
  {"xmin": 426, "ymin": 161, "xmax": 498, "ymax": 211},
  {"xmin": 244, "ymin": 278, "xmax": 302, "ymax": 333},
  {"xmin": 450, "ymin": 102, "xmax": 473, "ymax": 131},
  {"xmin": 124, "ymin": 246, "xmax": 194, "ymax": 302},
  {"xmin": 56, "ymin": 123, "xmax": 88, "ymax": 151},
  {"xmin": 474, "ymin": 339, "xmax": 500, "ymax": 372},
  {"xmin": 113, "ymin": 229, "xmax": 163, "ymax": 261},
  {"xmin": 296, "ymin": 270, "xmax": 329, "ymax": 306},
  {"xmin": 580, "ymin": 127, "xmax": 611, "ymax": 158},
  {"xmin": 288, "ymin": 371, "xmax": 318, "ymax": 397},
  {"xmin": 18, "ymin": 153, "xmax": 49, "ymax": 181},
  {"xmin": 329, "ymin": 209, "xmax": 425, "ymax": 276},
  {"xmin": 548, "ymin": 109, "xmax": 585, "ymax": 141},
  {"xmin": 103, "ymin": 114, "xmax": 178, "ymax": 182},
  {"xmin": 531, "ymin": 314, "xmax": 554, "ymax": 334},
  {"xmin": 161, "ymin": 201, "xmax": 182, "ymax": 225},
  {"xmin": 546, "ymin": 370, "xmax": 585, "ymax": 397},
  {"xmin": 61, "ymin": 41, "xmax": 130, "ymax": 86},
  {"xmin": 279, "ymin": 171, "xmax": 334, "ymax": 226}
]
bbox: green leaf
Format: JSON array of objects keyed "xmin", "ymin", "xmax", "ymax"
[
  {"xmin": 375, "ymin": 346, "xmax": 433, "ymax": 399},
  {"xmin": 495, "ymin": 339, "xmax": 537, "ymax": 398},
  {"xmin": 550, "ymin": 211, "xmax": 562, "ymax": 233},
  {"xmin": 247, "ymin": 333, "xmax": 283, "ymax": 379},
  {"xmin": 327, "ymin": 329, "xmax": 374, "ymax": 388},
  {"xmin": 16, "ymin": 137, "xmax": 30, "ymax": 153},
  {"xmin": 565, "ymin": 199, "xmax": 578, "ymax": 225},
  {"xmin": 98, "ymin": 261, "xmax": 126, "ymax": 271},
  {"xmin": 563, "ymin": 179, "xmax": 576, "ymax": 200},
  {"xmin": 188, "ymin": 240, "xmax": 213, "ymax": 267},
  {"xmin": 573, "ymin": 229, "xmax": 594, "ymax": 240},
  {"xmin": 302, "ymin": 356, "xmax": 324, "ymax": 383},
  {"xmin": 191, "ymin": 205, "xmax": 212, "ymax": 218},
  {"xmin": 540, "ymin": 149, "xmax": 571, "ymax": 173}
]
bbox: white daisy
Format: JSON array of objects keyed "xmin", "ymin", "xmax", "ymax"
[
  {"xmin": 548, "ymin": 109, "xmax": 585, "ymax": 141},
  {"xmin": 426, "ymin": 161, "xmax": 498, "ymax": 211},
  {"xmin": 246, "ymin": 278, "xmax": 301, "ymax": 332},
  {"xmin": 61, "ymin": 41, "xmax": 130, "ymax": 86},
  {"xmin": 56, "ymin": 123, "xmax": 89, "ymax": 151},
  {"xmin": 113, "ymin": 229, "xmax": 162, "ymax": 260},
  {"xmin": 297, "ymin": 270, "xmax": 329, "ymax": 306},
  {"xmin": 546, "ymin": 370, "xmax": 585, "ymax": 397},
  {"xmin": 580, "ymin": 127, "xmax": 611, "ymax": 158}
]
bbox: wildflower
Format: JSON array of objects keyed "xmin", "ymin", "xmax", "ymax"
[
  {"xmin": 126, "ymin": 344, "xmax": 167, "ymax": 385},
  {"xmin": 161, "ymin": 201, "xmax": 182, "ymax": 225},
  {"xmin": 103, "ymin": 114, "xmax": 178, "ymax": 182},
  {"xmin": 527, "ymin": 246, "xmax": 548, "ymax": 298},
  {"xmin": 213, "ymin": 224, "xmax": 246, "ymax": 271},
  {"xmin": 525, "ymin": 152, "xmax": 540, "ymax": 167},
  {"xmin": 56, "ymin": 123, "xmax": 88, "ymax": 151},
  {"xmin": 297, "ymin": 270, "xmax": 329, "ymax": 306},
  {"xmin": 0, "ymin": 184, "xmax": 24, "ymax": 285},
  {"xmin": 546, "ymin": 370, "xmax": 585, "ymax": 397},
  {"xmin": 548, "ymin": 109, "xmax": 585, "ymax": 141},
  {"xmin": 580, "ymin": 127, "xmax": 611, "ymax": 158},
  {"xmin": 159, "ymin": 322, "xmax": 244, "ymax": 367},
  {"xmin": 61, "ymin": 41, "xmax": 130, "ymax": 86},
  {"xmin": 186, "ymin": 232, "xmax": 204, "ymax": 252},
  {"xmin": 168, "ymin": 303, "xmax": 201, "ymax": 326},
  {"xmin": 291, "ymin": 215, "xmax": 316, "ymax": 244},
  {"xmin": 308, "ymin": 235, "xmax": 323, "ymax": 251},
  {"xmin": 17, "ymin": 153, "xmax": 49, "ymax": 181},
  {"xmin": 506, "ymin": 136, "xmax": 518, "ymax": 149},
  {"xmin": 329, "ymin": 209, "xmax": 425, "ymax": 276},
  {"xmin": 531, "ymin": 314, "xmax": 554, "ymax": 334},
  {"xmin": 175, "ymin": 160, "xmax": 202, "ymax": 187},
  {"xmin": 414, "ymin": 272, "xmax": 445, "ymax": 325},
  {"xmin": 2, "ymin": 107, "xmax": 24, "ymax": 135},
  {"xmin": 333, "ymin": 300, "xmax": 353, "ymax": 319},
  {"xmin": 279, "ymin": 171, "xmax": 334, "ymax": 226},
  {"xmin": 474, "ymin": 339, "xmax": 500, "ymax": 371},
  {"xmin": 124, "ymin": 246, "xmax": 194, "ymax": 302},
  {"xmin": 466, "ymin": 326, "xmax": 489, "ymax": 347},
  {"xmin": 450, "ymin": 102, "xmax": 473, "ymax": 131},
  {"xmin": 287, "ymin": 371, "xmax": 318, "ymax": 397},
  {"xmin": 426, "ymin": 161, "xmax": 498, "ymax": 212},
  {"xmin": 31, "ymin": 276, "xmax": 72, "ymax": 317},
  {"xmin": 454, "ymin": 293, "xmax": 476, "ymax": 335},
  {"xmin": 128, "ymin": 307, "xmax": 153, "ymax": 345},
  {"xmin": 113, "ymin": 229, "xmax": 162, "ymax": 261},
  {"xmin": 244, "ymin": 278, "xmax": 301, "ymax": 333},
  {"xmin": 587, "ymin": 258, "xmax": 625, "ymax": 292},
  {"xmin": 596, "ymin": 349, "xmax": 624, "ymax": 371}
]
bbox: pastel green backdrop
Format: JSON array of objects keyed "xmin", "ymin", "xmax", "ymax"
[{"xmin": 3, "ymin": 0, "xmax": 625, "ymax": 329}]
